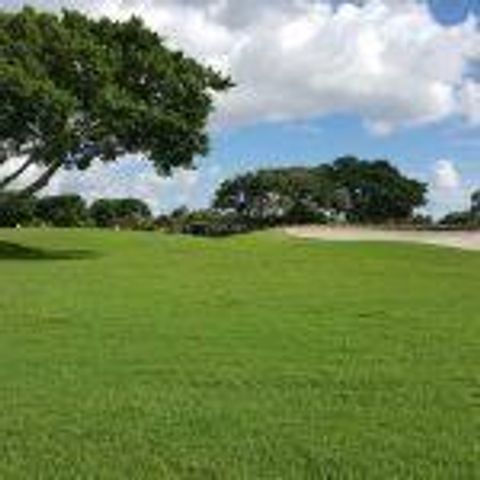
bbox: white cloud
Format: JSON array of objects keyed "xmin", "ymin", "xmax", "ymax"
[
  {"xmin": 432, "ymin": 160, "xmax": 461, "ymax": 190},
  {"xmin": 0, "ymin": 156, "xmax": 44, "ymax": 189},
  {"xmin": 43, "ymin": 157, "xmax": 223, "ymax": 213},
  {"xmin": 212, "ymin": 0, "xmax": 478, "ymax": 132},
  {"xmin": 428, "ymin": 159, "xmax": 472, "ymax": 217},
  {"xmin": 460, "ymin": 80, "xmax": 480, "ymax": 125}
]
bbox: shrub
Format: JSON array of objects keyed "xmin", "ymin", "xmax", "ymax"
[
  {"xmin": 90, "ymin": 198, "xmax": 153, "ymax": 230},
  {"xmin": 438, "ymin": 211, "xmax": 480, "ymax": 229},
  {"xmin": 166, "ymin": 209, "xmax": 251, "ymax": 237},
  {"xmin": 89, "ymin": 199, "xmax": 117, "ymax": 228},
  {"xmin": 154, "ymin": 214, "xmax": 172, "ymax": 230},
  {"xmin": 0, "ymin": 193, "xmax": 36, "ymax": 227},
  {"xmin": 410, "ymin": 214, "xmax": 434, "ymax": 227},
  {"xmin": 35, "ymin": 195, "xmax": 89, "ymax": 227}
]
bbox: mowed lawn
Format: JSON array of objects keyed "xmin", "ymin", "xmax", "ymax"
[{"xmin": 0, "ymin": 229, "xmax": 479, "ymax": 479}]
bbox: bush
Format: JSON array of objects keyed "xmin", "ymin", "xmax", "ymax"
[
  {"xmin": 438, "ymin": 211, "xmax": 480, "ymax": 230},
  {"xmin": 90, "ymin": 198, "xmax": 153, "ymax": 230},
  {"xmin": 284, "ymin": 205, "xmax": 329, "ymax": 226},
  {"xmin": 154, "ymin": 214, "xmax": 172, "ymax": 230},
  {"xmin": 89, "ymin": 199, "xmax": 116, "ymax": 228},
  {"xmin": 166, "ymin": 207, "xmax": 329, "ymax": 237},
  {"xmin": 166, "ymin": 209, "xmax": 251, "ymax": 237},
  {"xmin": 35, "ymin": 195, "xmax": 89, "ymax": 227},
  {"xmin": 410, "ymin": 214, "xmax": 434, "ymax": 227},
  {"xmin": 0, "ymin": 193, "xmax": 36, "ymax": 227}
]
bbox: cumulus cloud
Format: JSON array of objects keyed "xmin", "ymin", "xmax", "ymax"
[
  {"xmin": 215, "ymin": 1, "xmax": 478, "ymax": 131},
  {"xmin": 428, "ymin": 159, "xmax": 473, "ymax": 217},
  {"xmin": 460, "ymin": 79, "xmax": 480, "ymax": 125},
  {"xmin": 44, "ymin": 158, "xmax": 223, "ymax": 213},
  {"xmin": 432, "ymin": 159, "xmax": 461, "ymax": 190}
]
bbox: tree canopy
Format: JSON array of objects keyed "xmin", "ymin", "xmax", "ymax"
[
  {"xmin": 472, "ymin": 189, "xmax": 480, "ymax": 215},
  {"xmin": 328, "ymin": 156, "xmax": 427, "ymax": 223},
  {"xmin": 0, "ymin": 7, "xmax": 232, "ymax": 195},
  {"xmin": 34, "ymin": 194, "xmax": 88, "ymax": 227},
  {"xmin": 90, "ymin": 198, "xmax": 152, "ymax": 228},
  {"xmin": 214, "ymin": 157, "xmax": 427, "ymax": 224},
  {"xmin": 214, "ymin": 165, "xmax": 333, "ymax": 224}
]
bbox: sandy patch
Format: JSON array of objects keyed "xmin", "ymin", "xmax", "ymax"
[{"xmin": 285, "ymin": 226, "xmax": 480, "ymax": 251}]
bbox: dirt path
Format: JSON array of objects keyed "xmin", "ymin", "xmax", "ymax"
[{"xmin": 285, "ymin": 226, "xmax": 480, "ymax": 251}]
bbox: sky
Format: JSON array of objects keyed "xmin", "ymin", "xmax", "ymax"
[{"xmin": 1, "ymin": 0, "xmax": 479, "ymax": 217}]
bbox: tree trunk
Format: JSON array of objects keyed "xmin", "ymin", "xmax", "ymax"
[
  {"xmin": 20, "ymin": 160, "xmax": 63, "ymax": 196},
  {"xmin": 0, "ymin": 157, "xmax": 35, "ymax": 190}
]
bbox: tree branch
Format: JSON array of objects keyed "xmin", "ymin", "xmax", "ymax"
[
  {"xmin": 20, "ymin": 159, "xmax": 63, "ymax": 196},
  {"xmin": 0, "ymin": 157, "xmax": 36, "ymax": 190}
]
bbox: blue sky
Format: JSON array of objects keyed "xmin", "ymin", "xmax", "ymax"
[
  {"xmin": 1, "ymin": 0, "xmax": 479, "ymax": 217},
  {"xmin": 427, "ymin": 0, "xmax": 480, "ymax": 25}
]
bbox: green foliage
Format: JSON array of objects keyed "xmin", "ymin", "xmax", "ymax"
[
  {"xmin": 438, "ymin": 211, "xmax": 468, "ymax": 226},
  {"xmin": 438, "ymin": 191, "xmax": 480, "ymax": 229},
  {"xmin": 410, "ymin": 213, "xmax": 434, "ymax": 227},
  {"xmin": 214, "ymin": 157, "xmax": 426, "ymax": 226},
  {"xmin": 90, "ymin": 198, "xmax": 152, "ymax": 229},
  {"xmin": 0, "ymin": 192, "xmax": 36, "ymax": 227},
  {"xmin": 330, "ymin": 156, "xmax": 427, "ymax": 222},
  {"xmin": 0, "ymin": 229, "xmax": 478, "ymax": 477},
  {"xmin": 214, "ymin": 166, "xmax": 333, "ymax": 225},
  {"xmin": 0, "ymin": 193, "xmax": 154, "ymax": 229},
  {"xmin": 166, "ymin": 208, "xmax": 251, "ymax": 236},
  {"xmin": 471, "ymin": 189, "xmax": 480, "ymax": 215},
  {"xmin": 34, "ymin": 194, "xmax": 89, "ymax": 227},
  {"xmin": 439, "ymin": 210, "xmax": 480, "ymax": 229},
  {"xmin": 0, "ymin": 7, "xmax": 231, "ymax": 194}
]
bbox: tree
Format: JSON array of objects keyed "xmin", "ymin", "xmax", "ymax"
[
  {"xmin": 0, "ymin": 193, "xmax": 36, "ymax": 227},
  {"xmin": 438, "ymin": 190, "xmax": 480, "ymax": 229},
  {"xmin": 438, "ymin": 211, "xmax": 473, "ymax": 227},
  {"xmin": 330, "ymin": 156, "xmax": 427, "ymax": 223},
  {"xmin": 213, "ymin": 158, "xmax": 426, "ymax": 225},
  {"xmin": 89, "ymin": 200, "xmax": 116, "ymax": 228},
  {"xmin": 0, "ymin": 7, "xmax": 231, "ymax": 196},
  {"xmin": 90, "ymin": 198, "xmax": 152, "ymax": 228},
  {"xmin": 34, "ymin": 194, "xmax": 89, "ymax": 227},
  {"xmin": 214, "ymin": 167, "xmax": 334, "ymax": 225},
  {"xmin": 471, "ymin": 189, "xmax": 480, "ymax": 215}
]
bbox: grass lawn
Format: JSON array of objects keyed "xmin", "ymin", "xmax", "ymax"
[{"xmin": 0, "ymin": 229, "xmax": 479, "ymax": 478}]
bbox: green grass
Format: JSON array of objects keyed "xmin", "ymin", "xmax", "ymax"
[{"xmin": 0, "ymin": 229, "xmax": 479, "ymax": 479}]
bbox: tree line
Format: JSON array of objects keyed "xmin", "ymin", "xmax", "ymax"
[
  {"xmin": 213, "ymin": 156, "xmax": 427, "ymax": 225},
  {"xmin": 0, "ymin": 193, "xmax": 154, "ymax": 229},
  {"xmin": 171, "ymin": 157, "xmax": 478, "ymax": 235},
  {"xmin": 2, "ymin": 157, "xmax": 477, "ymax": 234}
]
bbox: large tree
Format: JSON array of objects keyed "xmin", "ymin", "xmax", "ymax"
[
  {"xmin": 214, "ymin": 157, "xmax": 427, "ymax": 224},
  {"xmin": 329, "ymin": 156, "xmax": 427, "ymax": 223},
  {"xmin": 34, "ymin": 194, "xmax": 89, "ymax": 227},
  {"xmin": 214, "ymin": 166, "xmax": 335, "ymax": 225},
  {"xmin": 90, "ymin": 198, "xmax": 152, "ymax": 228},
  {"xmin": 0, "ymin": 7, "xmax": 231, "ymax": 195}
]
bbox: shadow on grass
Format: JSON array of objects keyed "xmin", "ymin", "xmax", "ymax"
[{"xmin": 0, "ymin": 241, "xmax": 99, "ymax": 261}]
